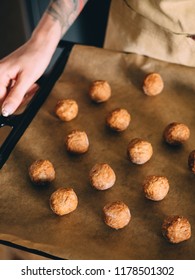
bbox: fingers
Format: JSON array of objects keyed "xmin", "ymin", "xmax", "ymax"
[
  {"xmin": 0, "ymin": 73, "xmax": 13, "ymax": 104},
  {"xmin": 1, "ymin": 76, "xmax": 32, "ymax": 116},
  {"xmin": 0, "ymin": 83, "xmax": 7, "ymax": 103},
  {"xmin": 26, "ymin": 83, "xmax": 40, "ymax": 97},
  {"xmin": 19, "ymin": 83, "xmax": 40, "ymax": 107},
  {"xmin": 0, "ymin": 66, "xmax": 18, "ymax": 113},
  {"xmin": 12, "ymin": 83, "xmax": 39, "ymax": 115}
]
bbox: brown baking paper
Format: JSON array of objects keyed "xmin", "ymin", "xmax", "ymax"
[{"xmin": 0, "ymin": 45, "xmax": 195, "ymax": 260}]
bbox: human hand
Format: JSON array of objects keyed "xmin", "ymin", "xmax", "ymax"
[
  {"xmin": 0, "ymin": 38, "xmax": 54, "ymax": 116},
  {"xmin": 0, "ymin": 0, "xmax": 89, "ymax": 117}
]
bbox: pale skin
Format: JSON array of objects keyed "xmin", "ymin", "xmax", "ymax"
[{"xmin": 0, "ymin": 0, "xmax": 88, "ymax": 116}]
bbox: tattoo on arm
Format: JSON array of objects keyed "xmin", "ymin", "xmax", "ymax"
[{"xmin": 47, "ymin": 0, "xmax": 88, "ymax": 36}]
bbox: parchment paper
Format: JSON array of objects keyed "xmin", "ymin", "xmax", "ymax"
[{"xmin": 0, "ymin": 45, "xmax": 195, "ymax": 260}]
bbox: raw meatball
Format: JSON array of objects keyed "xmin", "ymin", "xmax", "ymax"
[
  {"xmin": 65, "ymin": 130, "xmax": 89, "ymax": 154},
  {"xmin": 89, "ymin": 80, "xmax": 111, "ymax": 103},
  {"xmin": 188, "ymin": 150, "xmax": 195, "ymax": 174},
  {"xmin": 29, "ymin": 159, "xmax": 55, "ymax": 185},
  {"xmin": 163, "ymin": 122, "xmax": 190, "ymax": 145},
  {"xmin": 143, "ymin": 175, "xmax": 169, "ymax": 201},
  {"xmin": 127, "ymin": 138, "xmax": 153, "ymax": 164},
  {"xmin": 162, "ymin": 216, "xmax": 191, "ymax": 243},
  {"xmin": 143, "ymin": 73, "xmax": 164, "ymax": 96},
  {"xmin": 103, "ymin": 201, "xmax": 131, "ymax": 229},
  {"xmin": 50, "ymin": 187, "xmax": 78, "ymax": 216},
  {"xmin": 89, "ymin": 163, "xmax": 116, "ymax": 190},
  {"xmin": 55, "ymin": 99, "xmax": 78, "ymax": 121},
  {"xmin": 106, "ymin": 108, "xmax": 131, "ymax": 131}
]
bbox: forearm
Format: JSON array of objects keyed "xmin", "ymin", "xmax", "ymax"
[
  {"xmin": 31, "ymin": 0, "xmax": 88, "ymax": 53},
  {"xmin": 0, "ymin": 0, "xmax": 88, "ymax": 116}
]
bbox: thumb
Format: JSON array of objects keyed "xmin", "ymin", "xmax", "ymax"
[{"xmin": 1, "ymin": 76, "xmax": 32, "ymax": 116}]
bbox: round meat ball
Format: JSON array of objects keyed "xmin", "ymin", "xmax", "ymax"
[
  {"xmin": 103, "ymin": 201, "xmax": 131, "ymax": 229},
  {"xmin": 89, "ymin": 80, "xmax": 111, "ymax": 103},
  {"xmin": 89, "ymin": 163, "xmax": 116, "ymax": 190},
  {"xmin": 106, "ymin": 108, "xmax": 131, "ymax": 131},
  {"xmin": 55, "ymin": 99, "xmax": 78, "ymax": 122},
  {"xmin": 163, "ymin": 122, "xmax": 190, "ymax": 145},
  {"xmin": 29, "ymin": 159, "xmax": 55, "ymax": 185},
  {"xmin": 143, "ymin": 175, "xmax": 169, "ymax": 201},
  {"xmin": 127, "ymin": 138, "xmax": 153, "ymax": 164},
  {"xmin": 188, "ymin": 150, "xmax": 195, "ymax": 174},
  {"xmin": 50, "ymin": 187, "xmax": 78, "ymax": 216},
  {"xmin": 65, "ymin": 130, "xmax": 89, "ymax": 154},
  {"xmin": 162, "ymin": 216, "xmax": 191, "ymax": 243},
  {"xmin": 143, "ymin": 73, "xmax": 164, "ymax": 96}
]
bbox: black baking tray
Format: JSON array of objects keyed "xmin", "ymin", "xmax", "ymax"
[{"xmin": 0, "ymin": 41, "xmax": 74, "ymax": 169}]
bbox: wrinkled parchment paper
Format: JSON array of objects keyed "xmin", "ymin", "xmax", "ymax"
[{"xmin": 0, "ymin": 45, "xmax": 195, "ymax": 260}]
